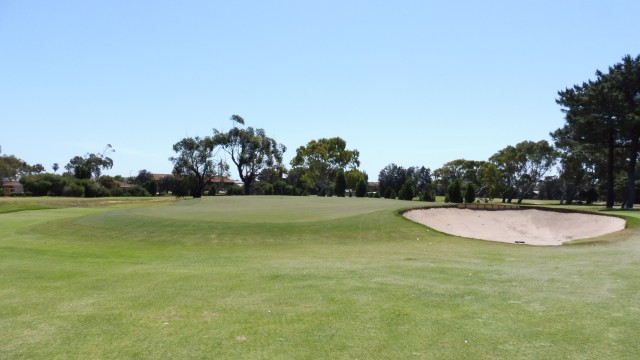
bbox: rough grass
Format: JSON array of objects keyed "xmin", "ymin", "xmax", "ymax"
[{"xmin": 1, "ymin": 196, "xmax": 639, "ymax": 359}]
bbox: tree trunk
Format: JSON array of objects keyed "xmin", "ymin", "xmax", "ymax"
[
  {"xmin": 624, "ymin": 136, "xmax": 639, "ymax": 209},
  {"xmin": 606, "ymin": 129, "xmax": 615, "ymax": 209}
]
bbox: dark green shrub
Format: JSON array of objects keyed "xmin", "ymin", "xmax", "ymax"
[
  {"xmin": 207, "ymin": 184, "xmax": 217, "ymax": 196},
  {"xmin": 21, "ymin": 173, "xmax": 68, "ymax": 196},
  {"xmin": 464, "ymin": 183, "xmax": 476, "ymax": 203},
  {"xmin": 82, "ymin": 180, "xmax": 99, "ymax": 198},
  {"xmin": 144, "ymin": 180, "xmax": 158, "ymax": 196},
  {"xmin": 398, "ymin": 179, "xmax": 415, "ymax": 201},
  {"xmin": 110, "ymin": 185, "xmax": 150, "ymax": 197},
  {"xmin": 355, "ymin": 179, "xmax": 367, "ymax": 198},
  {"xmin": 446, "ymin": 180, "xmax": 463, "ymax": 203},
  {"xmin": 96, "ymin": 187, "xmax": 111, "ymax": 197},
  {"xmin": 420, "ymin": 183, "xmax": 436, "ymax": 202},
  {"xmin": 63, "ymin": 183, "xmax": 85, "ymax": 197},
  {"xmin": 384, "ymin": 188, "xmax": 395, "ymax": 199},
  {"xmin": 226, "ymin": 185, "xmax": 244, "ymax": 195},
  {"xmin": 128, "ymin": 185, "xmax": 151, "ymax": 197},
  {"xmin": 170, "ymin": 177, "xmax": 192, "ymax": 197},
  {"xmin": 334, "ymin": 170, "xmax": 346, "ymax": 197},
  {"xmin": 258, "ymin": 183, "xmax": 274, "ymax": 195},
  {"xmin": 583, "ymin": 188, "xmax": 599, "ymax": 204}
]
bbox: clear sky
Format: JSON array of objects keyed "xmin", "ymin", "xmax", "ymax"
[{"xmin": 1, "ymin": 1, "xmax": 638, "ymax": 180}]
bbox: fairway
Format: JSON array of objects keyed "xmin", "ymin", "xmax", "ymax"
[{"xmin": 1, "ymin": 197, "xmax": 640, "ymax": 359}]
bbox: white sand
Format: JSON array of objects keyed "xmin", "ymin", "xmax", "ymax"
[{"xmin": 403, "ymin": 208, "xmax": 626, "ymax": 246}]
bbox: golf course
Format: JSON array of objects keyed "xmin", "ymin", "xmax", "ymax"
[{"xmin": 1, "ymin": 196, "xmax": 639, "ymax": 359}]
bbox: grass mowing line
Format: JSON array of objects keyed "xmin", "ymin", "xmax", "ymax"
[
  {"xmin": 1, "ymin": 196, "xmax": 640, "ymax": 358},
  {"xmin": 0, "ymin": 203, "xmax": 59, "ymax": 214}
]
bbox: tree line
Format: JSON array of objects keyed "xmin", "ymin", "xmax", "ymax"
[{"xmin": 2, "ymin": 55, "xmax": 638, "ymax": 206}]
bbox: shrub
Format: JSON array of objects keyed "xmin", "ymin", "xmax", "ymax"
[
  {"xmin": 257, "ymin": 183, "xmax": 274, "ymax": 195},
  {"xmin": 420, "ymin": 183, "xmax": 436, "ymax": 202},
  {"xmin": 63, "ymin": 183, "xmax": 85, "ymax": 197},
  {"xmin": 96, "ymin": 187, "xmax": 111, "ymax": 197},
  {"xmin": 128, "ymin": 185, "xmax": 151, "ymax": 197},
  {"xmin": 420, "ymin": 187, "xmax": 436, "ymax": 202},
  {"xmin": 144, "ymin": 180, "xmax": 158, "ymax": 196},
  {"xmin": 334, "ymin": 170, "xmax": 346, "ymax": 197},
  {"xmin": 21, "ymin": 173, "xmax": 69, "ymax": 196},
  {"xmin": 582, "ymin": 188, "xmax": 599, "ymax": 204},
  {"xmin": 384, "ymin": 188, "xmax": 394, "ymax": 199},
  {"xmin": 355, "ymin": 179, "xmax": 367, "ymax": 198},
  {"xmin": 464, "ymin": 183, "xmax": 476, "ymax": 203},
  {"xmin": 82, "ymin": 180, "xmax": 99, "ymax": 198},
  {"xmin": 110, "ymin": 185, "xmax": 150, "ymax": 197},
  {"xmin": 398, "ymin": 179, "xmax": 415, "ymax": 201},
  {"xmin": 226, "ymin": 185, "xmax": 244, "ymax": 195},
  {"xmin": 446, "ymin": 180, "xmax": 463, "ymax": 203}
]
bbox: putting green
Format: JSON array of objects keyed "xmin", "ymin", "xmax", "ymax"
[{"xmin": 125, "ymin": 196, "xmax": 410, "ymax": 223}]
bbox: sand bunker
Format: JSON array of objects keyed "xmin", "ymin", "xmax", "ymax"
[{"xmin": 403, "ymin": 208, "xmax": 626, "ymax": 246}]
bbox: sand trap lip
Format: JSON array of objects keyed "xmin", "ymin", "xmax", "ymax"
[{"xmin": 403, "ymin": 208, "xmax": 626, "ymax": 246}]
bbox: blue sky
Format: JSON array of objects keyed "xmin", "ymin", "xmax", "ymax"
[{"xmin": 1, "ymin": 1, "xmax": 638, "ymax": 180}]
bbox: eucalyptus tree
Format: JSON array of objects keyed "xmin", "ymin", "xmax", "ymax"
[
  {"xmin": 65, "ymin": 149, "xmax": 114, "ymax": 179},
  {"xmin": 169, "ymin": 136, "xmax": 217, "ymax": 198},
  {"xmin": 433, "ymin": 159, "xmax": 492, "ymax": 197},
  {"xmin": 490, "ymin": 140, "xmax": 557, "ymax": 204},
  {"xmin": 213, "ymin": 115, "xmax": 286, "ymax": 195},
  {"xmin": 290, "ymin": 137, "xmax": 359, "ymax": 195}
]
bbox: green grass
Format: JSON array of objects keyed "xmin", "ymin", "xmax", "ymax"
[{"xmin": 1, "ymin": 196, "xmax": 640, "ymax": 359}]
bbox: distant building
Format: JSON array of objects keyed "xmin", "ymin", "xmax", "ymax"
[{"xmin": 2, "ymin": 180, "xmax": 24, "ymax": 194}]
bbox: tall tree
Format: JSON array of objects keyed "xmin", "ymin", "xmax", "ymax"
[
  {"xmin": 65, "ymin": 154, "xmax": 113, "ymax": 179},
  {"xmin": 555, "ymin": 55, "xmax": 640, "ymax": 208},
  {"xmin": 169, "ymin": 136, "xmax": 218, "ymax": 198},
  {"xmin": 0, "ymin": 152, "xmax": 25, "ymax": 187},
  {"xmin": 606, "ymin": 55, "xmax": 640, "ymax": 208},
  {"xmin": 412, "ymin": 166, "xmax": 433, "ymax": 194},
  {"xmin": 213, "ymin": 115, "xmax": 286, "ymax": 195},
  {"xmin": 290, "ymin": 137, "xmax": 360, "ymax": 195},
  {"xmin": 65, "ymin": 145, "xmax": 114, "ymax": 179},
  {"xmin": 377, "ymin": 163, "xmax": 408, "ymax": 198},
  {"xmin": 433, "ymin": 159, "xmax": 491, "ymax": 197},
  {"xmin": 551, "ymin": 128, "xmax": 603, "ymax": 204}
]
